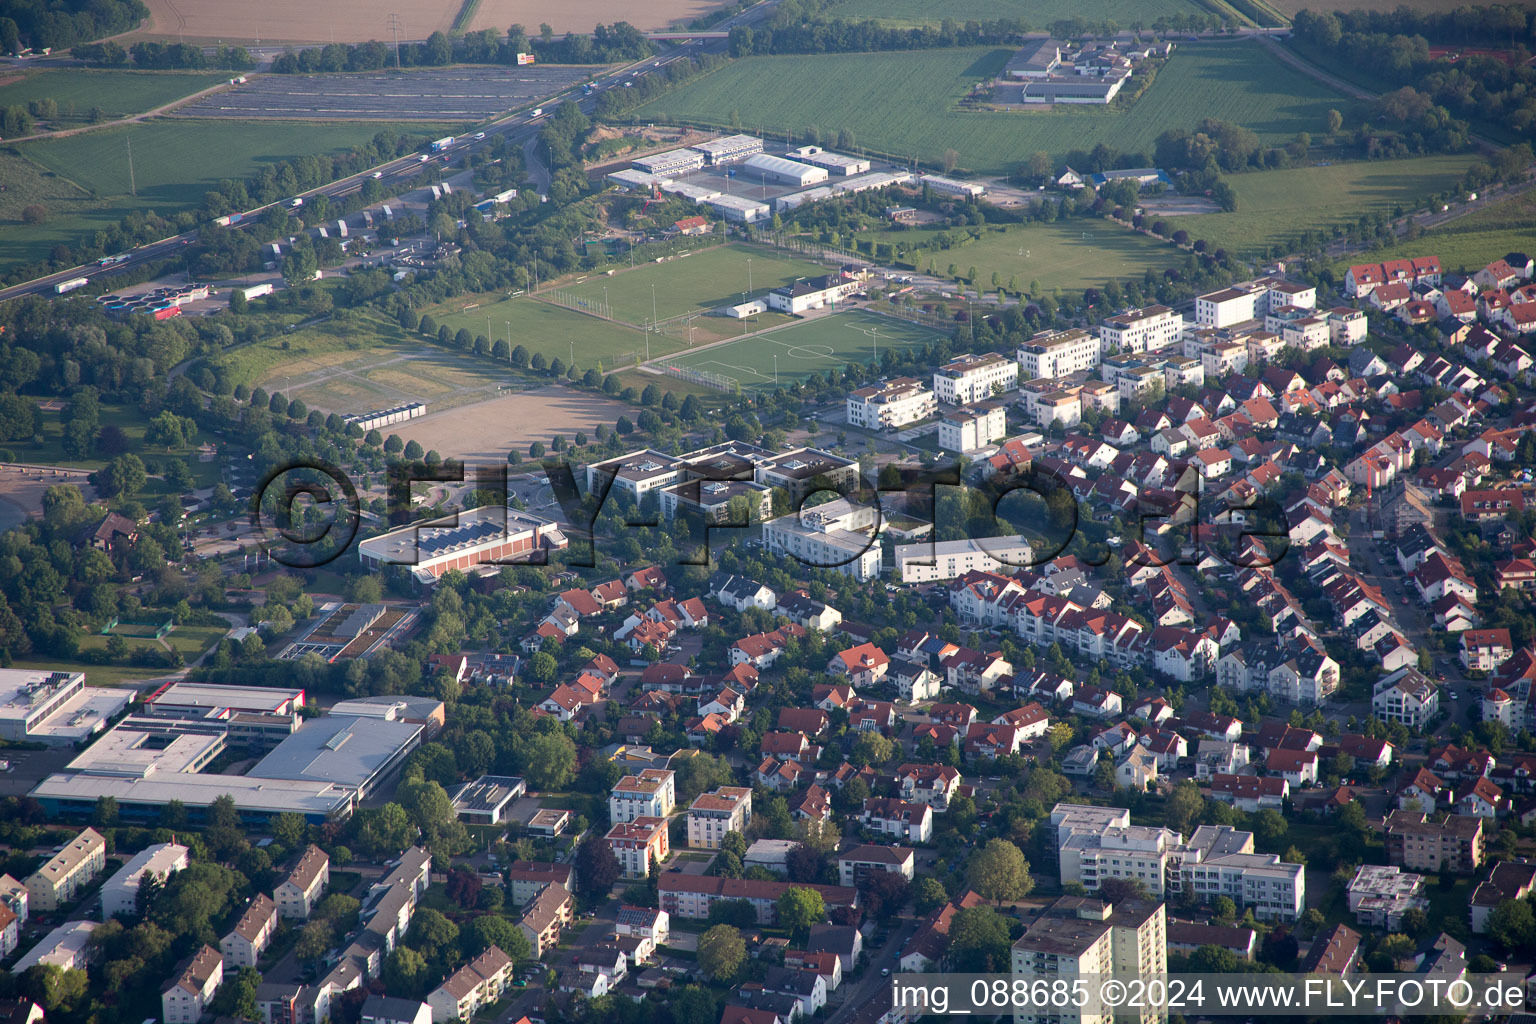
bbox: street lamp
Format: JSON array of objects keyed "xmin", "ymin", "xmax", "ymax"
[
  {"xmin": 773, "ymin": 354, "xmax": 778, "ymax": 386},
  {"xmin": 747, "ymin": 257, "xmax": 753, "ymax": 296},
  {"xmin": 651, "ymin": 283, "xmax": 657, "ymax": 330}
]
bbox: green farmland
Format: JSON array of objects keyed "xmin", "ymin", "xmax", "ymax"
[
  {"xmin": 1157, "ymin": 153, "xmax": 1479, "ymax": 255},
  {"xmin": 662, "ymin": 311, "xmax": 945, "ymax": 391},
  {"xmin": 0, "ymin": 69, "xmax": 228, "ymax": 123},
  {"xmin": 857, "ymin": 219, "xmax": 1185, "ymax": 295},
  {"xmin": 833, "ymin": 0, "xmax": 1206, "ymax": 26},
  {"xmin": 633, "ymin": 42, "xmax": 1359, "ymax": 175},
  {"xmin": 1331, "ymin": 188, "xmax": 1536, "ymax": 277},
  {"xmin": 552, "ymin": 244, "xmax": 829, "ymax": 326},
  {"xmin": 2, "ymin": 119, "xmax": 442, "ymax": 273}
]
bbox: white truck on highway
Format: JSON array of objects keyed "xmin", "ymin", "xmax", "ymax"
[{"xmin": 54, "ymin": 277, "xmax": 89, "ymax": 294}]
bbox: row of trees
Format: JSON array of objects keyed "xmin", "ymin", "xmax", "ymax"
[{"xmin": 268, "ymin": 21, "xmax": 651, "ymax": 74}]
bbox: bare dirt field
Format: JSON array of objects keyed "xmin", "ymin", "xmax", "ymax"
[
  {"xmin": 466, "ymin": 0, "xmax": 725, "ymax": 35},
  {"xmin": 397, "ymin": 385, "xmax": 633, "ymax": 463},
  {"xmin": 132, "ymin": 0, "xmax": 727, "ymax": 43}
]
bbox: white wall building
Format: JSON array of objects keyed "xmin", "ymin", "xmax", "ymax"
[
  {"xmin": 938, "ymin": 403, "xmax": 1007, "ymax": 452},
  {"xmin": 1099, "ymin": 306, "xmax": 1183, "ymax": 354},
  {"xmin": 1018, "ymin": 328, "xmax": 1102, "ymax": 378},
  {"xmin": 1195, "ymin": 288, "xmax": 1259, "ymax": 328},
  {"xmin": 894, "ymin": 536, "xmax": 1036, "ymax": 584},
  {"xmin": 846, "ymin": 378, "xmax": 936, "ymax": 430},
  {"xmin": 934, "ymin": 353, "xmax": 1018, "ymax": 405}
]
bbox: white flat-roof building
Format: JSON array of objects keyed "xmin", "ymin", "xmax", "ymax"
[
  {"xmin": 32, "ymin": 770, "xmax": 357, "ymax": 824},
  {"xmin": 610, "ymin": 769, "xmax": 676, "ymax": 823},
  {"xmin": 702, "ymin": 194, "xmax": 770, "ymax": 223},
  {"xmin": 934, "ymin": 352, "xmax": 1019, "ymax": 405},
  {"xmin": 660, "ymin": 180, "xmax": 720, "ymax": 202},
  {"xmin": 607, "ymin": 168, "xmax": 663, "ymax": 190},
  {"xmin": 101, "ymin": 843, "xmax": 189, "ymax": 919},
  {"xmin": 1018, "ymin": 328, "xmax": 1102, "ymax": 378},
  {"xmin": 774, "ymin": 185, "xmax": 835, "ymax": 213},
  {"xmin": 834, "ymin": 170, "xmax": 914, "ymax": 194},
  {"xmin": 762, "ymin": 499, "xmax": 882, "ymax": 582},
  {"xmin": 938, "ymin": 402, "xmax": 1007, "ymax": 453},
  {"xmin": 690, "ymin": 134, "xmax": 763, "ymax": 164},
  {"xmin": 846, "ymin": 377, "xmax": 936, "ymax": 430},
  {"xmin": 0, "ymin": 669, "xmax": 130, "ymax": 745},
  {"xmin": 357, "ymin": 506, "xmax": 566, "ymax": 581},
  {"xmin": 247, "ymin": 714, "xmax": 423, "ymax": 800},
  {"xmin": 1099, "ymin": 305, "xmax": 1183, "ymax": 354},
  {"xmin": 741, "ymin": 153, "xmax": 828, "ymax": 188},
  {"xmin": 450, "ymin": 775, "xmax": 527, "ymax": 826},
  {"xmin": 894, "ymin": 536, "xmax": 1036, "ymax": 583},
  {"xmin": 145, "ymin": 682, "xmax": 305, "ymax": 720},
  {"xmin": 789, "ymin": 146, "xmax": 872, "ymax": 176},
  {"xmin": 1195, "ymin": 288, "xmax": 1259, "ymax": 328},
  {"xmin": 631, "ymin": 148, "xmax": 705, "ymax": 177},
  {"xmin": 920, "ymin": 174, "xmax": 985, "ymax": 199}
]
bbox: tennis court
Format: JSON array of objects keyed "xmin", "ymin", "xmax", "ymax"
[{"xmin": 657, "ymin": 310, "xmax": 947, "ymax": 392}]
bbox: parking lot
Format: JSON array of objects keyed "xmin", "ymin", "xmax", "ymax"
[{"xmin": 174, "ymin": 66, "xmax": 593, "ymax": 120}]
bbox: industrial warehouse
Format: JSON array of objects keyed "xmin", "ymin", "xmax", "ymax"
[{"xmin": 605, "ymin": 134, "xmax": 920, "ymax": 222}]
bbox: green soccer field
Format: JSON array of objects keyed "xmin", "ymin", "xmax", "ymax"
[
  {"xmin": 633, "ymin": 41, "xmax": 1361, "ymax": 175},
  {"xmin": 660, "ymin": 311, "xmax": 947, "ymax": 391},
  {"xmin": 552, "ymin": 244, "xmax": 830, "ymax": 327},
  {"xmin": 430, "ymin": 293, "xmax": 665, "ymax": 370}
]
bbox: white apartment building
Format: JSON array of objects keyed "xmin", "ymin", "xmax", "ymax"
[
  {"xmin": 1373, "ymin": 668, "xmax": 1440, "ymax": 729},
  {"xmin": 220, "ymin": 894, "xmax": 278, "ymax": 969},
  {"xmin": 1034, "ymin": 389, "xmax": 1083, "ymax": 429},
  {"xmin": 1051, "ymin": 805, "xmax": 1303, "ymax": 922},
  {"xmin": 761, "ymin": 499, "xmax": 881, "ymax": 582},
  {"xmin": 1195, "ymin": 287, "xmax": 1259, "ymax": 328},
  {"xmin": 846, "ymin": 377, "xmax": 936, "ymax": 430},
  {"xmin": 1260, "ymin": 277, "xmax": 1317, "ymax": 313},
  {"xmin": 687, "ymin": 787, "xmax": 752, "ymax": 849},
  {"xmin": 1099, "ymin": 305, "xmax": 1183, "ymax": 354},
  {"xmin": 162, "ymin": 945, "xmax": 223, "ymax": 1024},
  {"xmin": 275, "ymin": 845, "xmax": 329, "ymax": 920},
  {"xmin": 100, "ymin": 842, "xmax": 188, "ymax": 920},
  {"xmin": 1011, "ymin": 896, "xmax": 1167, "ymax": 1024},
  {"xmin": 938, "ymin": 403, "xmax": 1007, "ymax": 453},
  {"xmin": 1018, "ymin": 328, "xmax": 1102, "ymax": 378},
  {"xmin": 893, "ymin": 536, "xmax": 1035, "ymax": 584},
  {"xmin": 1202, "ymin": 340, "xmax": 1249, "ymax": 379},
  {"xmin": 608, "ymin": 769, "xmax": 676, "ymax": 823},
  {"xmin": 933, "ymin": 352, "xmax": 1018, "ymax": 405},
  {"xmin": 428, "ymin": 946, "xmax": 513, "ymax": 1023}
]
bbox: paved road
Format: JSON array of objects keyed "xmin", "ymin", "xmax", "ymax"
[{"xmin": 826, "ymin": 921, "xmax": 917, "ymax": 1024}]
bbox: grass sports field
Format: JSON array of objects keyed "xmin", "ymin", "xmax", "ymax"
[
  {"xmin": 857, "ymin": 220, "xmax": 1182, "ymax": 295},
  {"xmin": 661, "ymin": 311, "xmax": 945, "ymax": 391},
  {"xmin": 1158, "ymin": 154, "xmax": 1479, "ymax": 255},
  {"xmin": 2, "ymin": 119, "xmax": 443, "ymax": 273},
  {"xmin": 832, "ymin": 0, "xmax": 1204, "ymax": 26},
  {"xmin": 431, "ymin": 294, "xmax": 661, "ymax": 370},
  {"xmin": 553, "ymin": 244, "xmax": 828, "ymax": 326},
  {"xmin": 633, "ymin": 42, "xmax": 1359, "ymax": 174},
  {"xmin": 0, "ymin": 70, "xmax": 227, "ymax": 123}
]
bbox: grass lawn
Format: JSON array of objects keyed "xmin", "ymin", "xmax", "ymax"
[
  {"xmin": 3, "ymin": 119, "xmax": 443, "ymax": 273},
  {"xmin": 833, "ymin": 0, "xmax": 1205, "ymax": 26},
  {"xmin": 5, "ymin": 658, "xmax": 164, "ymax": 687},
  {"xmin": 861, "ymin": 219, "xmax": 1186, "ymax": 294},
  {"xmin": 76, "ymin": 623, "xmax": 226, "ymax": 662},
  {"xmin": 552, "ymin": 243, "xmax": 830, "ymax": 327},
  {"xmin": 633, "ymin": 41, "xmax": 1361, "ymax": 175},
  {"xmin": 1336, "ymin": 187, "xmax": 1536, "ymax": 276},
  {"xmin": 0, "ymin": 69, "xmax": 228, "ymax": 123},
  {"xmin": 1162, "ymin": 153, "xmax": 1480, "ymax": 255},
  {"xmin": 662, "ymin": 310, "xmax": 945, "ymax": 391}
]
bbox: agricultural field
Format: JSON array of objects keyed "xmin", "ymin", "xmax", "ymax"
[
  {"xmin": 130, "ymin": 0, "xmax": 725, "ymax": 43},
  {"xmin": 832, "ymin": 0, "xmax": 1205, "ymax": 26},
  {"xmin": 1157, "ymin": 153, "xmax": 1479, "ymax": 255},
  {"xmin": 633, "ymin": 41, "xmax": 1359, "ymax": 175},
  {"xmin": 1268, "ymin": 0, "xmax": 1468, "ymax": 14},
  {"xmin": 1332, "ymin": 189, "xmax": 1536, "ymax": 277},
  {"xmin": 661, "ymin": 310, "xmax": 945, "ymax": 392},
  {"xmin": 552, "ymin": 244, "xmax": 829, "ymax": 326},
  {"xmin": 2, "ymin": 119, "xmax": 430, "ymax": 274},
  {"xmin": 0, "ymin": 70, "xmax": 228, "ymax": 124},
  {"xmin": 856, "ymin": 219, "xmax": 1185, "ymax": 295}
]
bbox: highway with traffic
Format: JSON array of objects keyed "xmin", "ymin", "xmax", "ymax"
[{"xmin": 0, "ymin": 2, "xmax": 773, "ymax": 304}]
